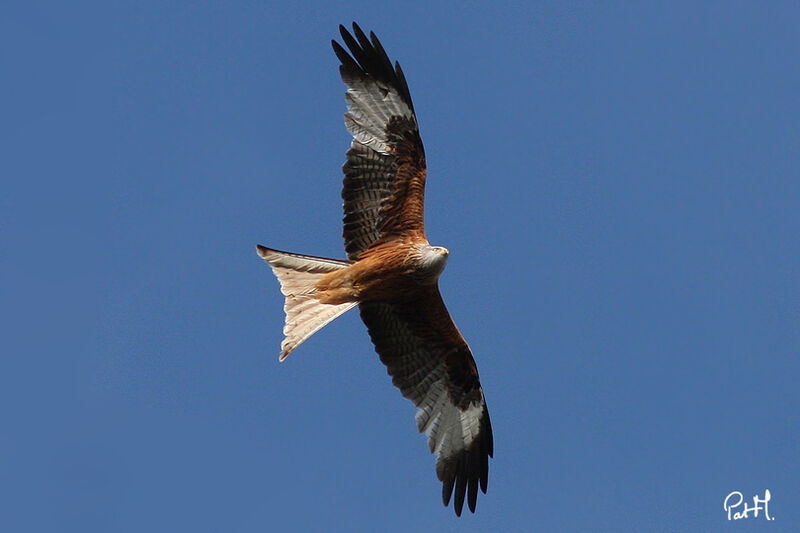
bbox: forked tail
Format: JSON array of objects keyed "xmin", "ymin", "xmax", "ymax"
[{"xmin": 256, "ymin": 245, "xmax": 357, "ymax": 361}]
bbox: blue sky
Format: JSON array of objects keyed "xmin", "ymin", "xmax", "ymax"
[{"xmin": 2, "ymin": 2, "xmax": 799, "ymax": 532}]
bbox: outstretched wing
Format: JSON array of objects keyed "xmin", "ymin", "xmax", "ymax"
[
  {"xmin": 359, "ymin": 288, "xmax": 493, "ymax": 516},
  {"xmin": 332, "ymin": 23, "xmax": 427, "ymax": 261}
]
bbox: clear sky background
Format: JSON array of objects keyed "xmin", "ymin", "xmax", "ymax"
[{"xmin": 2, "ymin": 2, "xmax": 799, "ymax": 532}]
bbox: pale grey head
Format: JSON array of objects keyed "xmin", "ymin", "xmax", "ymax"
[{"xmin": 416, "ymin": 244, "xmax": 450, "ymax": 284}]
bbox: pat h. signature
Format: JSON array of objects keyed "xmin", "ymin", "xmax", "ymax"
[{"xmin": 724, "ymin": 489, "xmax": 774, "ymax": 521}]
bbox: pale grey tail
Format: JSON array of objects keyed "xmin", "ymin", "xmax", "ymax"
[{"xmin": 256, "ymin": 245, "xmax": 356, "ymax": 361}]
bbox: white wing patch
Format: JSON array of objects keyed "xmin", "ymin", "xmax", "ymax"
[
  {"xmin": 416, "ymin": 378, "xmax": 484, "ymax": 456},
  {"xmin": 341, "ymin": 79, "xmax": 414, "ymax": 155}
]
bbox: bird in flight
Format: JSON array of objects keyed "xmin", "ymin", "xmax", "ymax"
[{"xmin": 256, "ymin": 23, "xmax": 493, "ymax": 516}]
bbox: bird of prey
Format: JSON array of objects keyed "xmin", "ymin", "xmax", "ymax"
[{"xmin": 256, "ymin": 23, "xmax": 493, "ymax": 516}]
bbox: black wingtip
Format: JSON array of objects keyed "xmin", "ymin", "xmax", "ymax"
[
  {"xmin": 437, "ymin": 405, "xmax": 493, "ymax": 516},
  {"xmin": 331, "ymin": 39, "xmax": 356, "ymax": 71},
  {"xmin": 332, "ymin": 22, "xmax": 416, "ymax": 113},
  {"xmin": 351, "ymin": 22, "xmax": 369, "ymax": 48},
  {"xmin": 442, "ymin": 475, "xmax": 454, "ymax": 507}
]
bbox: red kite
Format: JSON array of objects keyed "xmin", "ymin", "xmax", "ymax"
[{"xmin": 257, "ymin": 23, "xmax": 492, "ymax": 516}]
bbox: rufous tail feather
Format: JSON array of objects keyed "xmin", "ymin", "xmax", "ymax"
[{"xmin": 256, "ymin": 245, "xmax": 356, "ymax": 361}]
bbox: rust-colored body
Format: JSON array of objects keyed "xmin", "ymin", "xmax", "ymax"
[{"xmin": 315, "ymin": 237, "xmax": 444, "ymax": 304}]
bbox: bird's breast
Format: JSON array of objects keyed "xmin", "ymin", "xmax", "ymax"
[{"xmin": 316, "ymin": 243, "xmax": 442, "ymax": 303}]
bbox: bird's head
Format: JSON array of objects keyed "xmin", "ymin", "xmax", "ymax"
[
  {"xmin": 417, "ymin": 245, "xmax": 449, "ymax": 282},
  {"xmin": 430, "ymin": 245, "xmax": 450, "ymax": 258}
]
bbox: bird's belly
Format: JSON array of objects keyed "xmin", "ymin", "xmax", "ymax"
[{"xmin": 315, "ymin": 251, "xmax": 430, "ymax": 304}]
